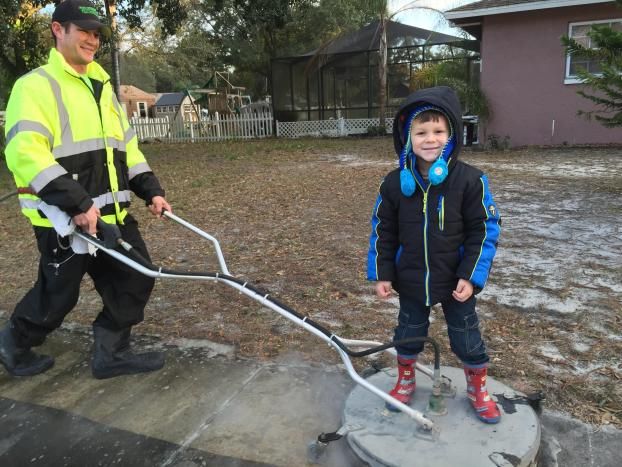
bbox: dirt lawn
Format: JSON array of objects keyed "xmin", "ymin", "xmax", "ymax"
[{"xmin": 1, "ymin": 138, "xmax": 620, "ymax": 428}]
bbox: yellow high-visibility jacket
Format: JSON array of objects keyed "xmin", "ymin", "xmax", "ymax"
[{"xmin": 4, "ymin": 48, "xmax": 164, "ymax": 227}]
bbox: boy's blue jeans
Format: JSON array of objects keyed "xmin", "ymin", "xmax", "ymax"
[{"xmin": 393, "ymin": 294, "xmax": 489, "ymax": 366}]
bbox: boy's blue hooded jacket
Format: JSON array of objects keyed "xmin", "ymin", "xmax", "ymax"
[{"xmin": 367, "ymin": 86, "xmax": 501, "ymax": 305}]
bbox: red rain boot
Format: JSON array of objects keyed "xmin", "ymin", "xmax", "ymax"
[
  {"xmin": 464, "ymin": 364, "xmax": 501, "ymax": 424},
  {"xmin": 386, "ymin": 355, "xmax": 417, "ymax": 412}
]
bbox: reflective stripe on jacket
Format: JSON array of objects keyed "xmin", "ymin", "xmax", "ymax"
[{"xmin": 4, "ymin": 48, "xmax": 161, "ymax": 227}]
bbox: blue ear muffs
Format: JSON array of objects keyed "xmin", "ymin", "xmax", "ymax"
[
  {"xmin": 400, "ymin": 168, "xmax": 416, "ymax": 196},
  {"xmin": 399, "ymin": 119, "xmax": 417, "ymax": 197},
  {"xmin": 428, "ymin": 157, "xmax": 448, "ymax": 185}
]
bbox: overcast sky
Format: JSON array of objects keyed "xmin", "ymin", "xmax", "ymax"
[{"xmin": 389, "ymin": 0, "xmax": 478, "ymax": 35}]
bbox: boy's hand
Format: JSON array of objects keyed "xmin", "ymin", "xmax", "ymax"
[
  {"xmin": 375, "ymin": 281, "xmax": 393, "ymax": 298},
  {"xmin": 452, "ymin": 279, "xmax": 474, "ymax": 302}
]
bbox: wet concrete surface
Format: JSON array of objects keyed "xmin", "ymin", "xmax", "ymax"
[
  {"xmin": 0, "ymin": 322, "xmax": 620, "ymax": 466},
  {"xmin": 0, "ymin": 323, "xmax": 363, "ymax": 467},
  {"xmin": 0, "ymin": 397, "xmax": 272, "ymax": 467}
]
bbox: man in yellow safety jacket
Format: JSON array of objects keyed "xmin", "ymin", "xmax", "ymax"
[{"xmin": 0, "ymin": 0, "xmax": 171, "ymax": 379}]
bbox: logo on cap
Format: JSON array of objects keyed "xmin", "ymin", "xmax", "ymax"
[{"xmin": 79, "ymin": 6, "xmax": 99, "ymax": 17}]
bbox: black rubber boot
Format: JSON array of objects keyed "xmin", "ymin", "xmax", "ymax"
[
  {"xmin": 91, "ymin": 326, "xmax": 165, "ymax": 380},
  {"xmin": 0, "ymin": 325, "xmax": 54, "ymax": 377}
]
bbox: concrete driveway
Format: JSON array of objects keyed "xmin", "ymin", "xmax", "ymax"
[{"xmin": 0, "ymin": 321, "xmax": 620, "ymax": 466}]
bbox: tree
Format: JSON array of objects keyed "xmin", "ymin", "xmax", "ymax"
[
  {"xmin": 410, "ymin": 58, "xmax": 488, "ymax": 121},
  {"xmin": 360, "ymin": 1, "xmax": 388, "ymax": 126},
  {"xmin": 117, "ymin": 54, "xmax": 157, "ymax": 91},
  {"xmin": 115, "ymin": 0, "xmax": 187, "ymax": 36},
  {"xmin": 120, "ymin": 9, "xmax": 222, "ymax": 92},
  {"xmin": 0, "ymin": 1, "xmax": 50, "ymax": 103},
  {"xmin": 197, "ymin": 0, "xmax": 378, "ymax": 98},
  {"xmin": 104, "ymin": 0, "xmax": 188, "ymax": 94},
  {"xmin": 356, "ymin": 1, "xmax": 450, "ymax": 126},
  {"xmin": 562, "ymin": 0, "xmax": 622, "ymax": 127},
  {"xmin": 200, "ymin": 0, "xmax": 315, "ymax": 97},
  {"xmin": 0, "ymin": 0, "xmax": 187, "ymax": 101}
]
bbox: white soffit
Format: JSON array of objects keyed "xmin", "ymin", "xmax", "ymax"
[{"xmin": 446, "ymin": 0, "xmax": 613, "ymax": 20}]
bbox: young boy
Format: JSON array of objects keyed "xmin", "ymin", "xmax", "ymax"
[{"xmin": 367, "ymin": 86, "xmax": 502, "ymax": 423}]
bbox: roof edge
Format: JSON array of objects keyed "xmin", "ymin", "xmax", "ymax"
[{"xmin": 446, "ymin": 0, "xmax": 613, "ymax": 20}]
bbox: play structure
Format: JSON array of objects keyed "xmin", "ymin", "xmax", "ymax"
[
  {"xmin": 75, "ymin": 212, "xmax": 542, "ymax": 467},
  {"xmin": 192, "ymin": 71, "xmax": 252, "ymax": 116}
]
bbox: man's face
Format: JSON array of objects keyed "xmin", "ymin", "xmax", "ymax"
[
  {"xmin": 52, "ymin": 22, "xmax": 100, "ymax": 73},
  {"xmin": 410, "ymin": 117, "xmax": 450, "ymax": 164}
]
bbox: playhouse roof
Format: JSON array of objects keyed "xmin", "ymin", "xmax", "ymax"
[{"xmin": 155, "ymin": 92, "xmax": 186, "ymax": 107}]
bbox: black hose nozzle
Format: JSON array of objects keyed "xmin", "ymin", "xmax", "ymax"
[{"xmin": 96, "ymin": 219, "xmax": 123, "ymax": 249}]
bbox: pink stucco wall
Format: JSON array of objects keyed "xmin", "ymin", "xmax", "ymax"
[{"xmin": 480, "ymin": 4, "xmax": 622, "ymax": 146}]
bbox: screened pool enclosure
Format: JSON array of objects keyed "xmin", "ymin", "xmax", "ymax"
[{"xmin": 270, "ymin": 20, "xmax": 479, "ymax": 123}]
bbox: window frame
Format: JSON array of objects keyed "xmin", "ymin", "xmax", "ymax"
[
  {"xmin": 137, "ymin": 101, "xmax": 148, "ymax": 118},
  {"xmin": 565, "ymin": 18, "xmax": 622, "ymax": 85}
]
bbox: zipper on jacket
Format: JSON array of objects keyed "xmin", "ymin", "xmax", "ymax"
[
  {"xmin": 95, "ymin": 79, "xmax": 121, "ymax": 220},
  {"xmin": 73, "ymin": 74, "xmax": 120, "ymax": 217},
  {"xmin": 437, "ymin": 195, "xmax": 445, "ymax": 231},
  {"xmin": 70, "ymin": 71, "xmax": 105, "ymax": 125},
  {"xmin": 422, "ymin": 188, "xmax": 431, "ymax": 306}
]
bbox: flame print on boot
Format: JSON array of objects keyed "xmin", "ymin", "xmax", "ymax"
[
  {"xmin": 464, "ymin": 364, "xmax": 501, "ymax": 424},
  {"xmin": 386, "ymin": 356, "xmax": 417, "ymax": 412}
]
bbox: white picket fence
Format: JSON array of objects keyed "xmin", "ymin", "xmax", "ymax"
[
  {"xmin": 3, "ymin": 110, "xmax": 476, "ymax": 144},
  {"xmin": 130, "ymin": 111, "xmax": 273, "ymax": 142},
  {"xmin": 129, "ymin": 113, "xmax": 393, "ymax": 143},
  {"xmin": 276, "ymin": 117, "xmax": 393, "ymax": 138}
]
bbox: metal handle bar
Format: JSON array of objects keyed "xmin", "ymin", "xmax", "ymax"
[
  {"xmin": 163, "ymin": 211, "xmax": 230, "ymax": 275},
  {"xmin": 74, "ymin": 214, "xmax": 437, "ymax": 431}
]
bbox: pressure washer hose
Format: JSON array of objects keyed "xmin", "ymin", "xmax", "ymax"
[{"xmin": 0, "ymin": 190, "xmax": 17, "ymax": 203}]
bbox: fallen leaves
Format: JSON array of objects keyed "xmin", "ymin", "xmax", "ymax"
[{"xmin": 0, "ymin": 139, "xmax": 621, "ymax": 428}]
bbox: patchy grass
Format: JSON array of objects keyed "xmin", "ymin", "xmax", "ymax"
[{"xmin": 1, "ymin": 138, "xmax": 620, "ymax": 427}]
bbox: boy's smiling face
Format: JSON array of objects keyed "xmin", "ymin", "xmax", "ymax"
[{"xmin": 410, "ymin": 116, "xmax": 450, "ymax": 166}]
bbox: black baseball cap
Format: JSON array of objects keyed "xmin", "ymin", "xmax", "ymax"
[{"xmin": 52, "ymin": 0, "xmax": 112, "ymax": 38}]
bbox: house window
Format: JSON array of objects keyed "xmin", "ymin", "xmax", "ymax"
[
  {"xmin": 565, "ymin": 19, "xmax": 622, "ymax": 84},
  {"xmin": 137, "ymin": 101, "xmax": 147, "ymax": 118}
]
